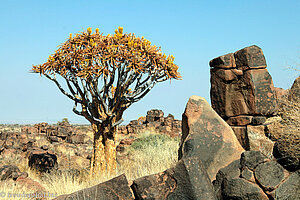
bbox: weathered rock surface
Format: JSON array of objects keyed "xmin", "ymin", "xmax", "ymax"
[
  {"xmin": 274, "ymin": 170, "xmax": 300, "ymax": 199},
  {"xmin": 240, "ymin": 151, "xmax": 269, "ymax": 170},
  {"xmin": 54, "ymin": 174, "xmax": 134, "ymax": 200},
  {"xmin": 254, "ymin": 161, "xmax": 286, "ymax": 191},
  {"xmin": 213, "ymin": 151, "xmax": 300, "ymax": 200},
  {"xmin": 222, "ymin": 177, "xmax": 269, "ymax": 200},
  {"xmin": 179, "ymin": 96, "xmax": 244, "ymax": 181},
  {"xmin": 132, "ymin": 157, "xmax": 217, "ymax": 200}
]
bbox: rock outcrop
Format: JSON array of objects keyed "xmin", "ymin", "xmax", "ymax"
[
  {"xmin": 213, "ymin": 151, "xmax": 299, "ymax": 200},
  {"xmin": 210, "ymin": 45, "xmax": 279, "ymax": 158},
  {"xmin": 179, "ymin": 96, "xmax": 244, "ymax": 181},
  {"xmin": 118, "ymin": 109, "xmax": 181, "ymax": 137},
  {"xmin": 132, "ymin": 157, "xmax": 217, "ymax": 200}
]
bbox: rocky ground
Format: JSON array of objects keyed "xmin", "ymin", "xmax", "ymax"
[{"xmin": 0, "ymin": 45, "xmax": 299, "ymax": 200}]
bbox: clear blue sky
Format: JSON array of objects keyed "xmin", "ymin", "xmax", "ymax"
[{"xmin": 0, "ymin": 0, "xmax": 299, "ymax": 124}]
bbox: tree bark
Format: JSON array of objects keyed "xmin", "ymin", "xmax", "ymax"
[{"xmin": 90, "ymin": 123, "xmax": 117, "ymax": 177}]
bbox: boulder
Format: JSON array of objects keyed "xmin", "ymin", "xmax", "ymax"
[
  {"xmin": 274, "ymin": 170, "xmax": 300, "ymax": 199},
  {"xmin": 0, "ymin": 165, "xmax": 23, "ymax": 181},
  {"xmin": 254, "ymin": 161, "xmax": 287, "ymax": 191},
  {"xmin": 54, "ymin": 174, "xmax": 134, "ymax": 200},
  {"xmin": 222, "ymin": 177, "xmax": 269, "ymax": 200},
  {"xmin": 240, "ymin": 151, "xmax": 269, "ymax": 171},
  {"xmin": 233, "ymin": 45, "xmax": 267, "ymax": 69},
  {"xmin": 28, "ymin": 149, "xmax": 58, "ymax": 173},
  {"xmin": 132, "ymin": 157, "xmax": 217, "ymax": 200},
  {"xmin": 213, "ymin": 160, "xmax": 241, "ymax": 199},
  {"xmin": 179, "ymin": 96, "xmax": 244, "ymax": 181}
]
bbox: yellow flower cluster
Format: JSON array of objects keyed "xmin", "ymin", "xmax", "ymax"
[
  {"xmin": 87, "ymin": 27, "xmax": 92, "ymax": 35},
  {"xmin": 32, "ymin": 26, "xmax": 181, "ymax": 81}
]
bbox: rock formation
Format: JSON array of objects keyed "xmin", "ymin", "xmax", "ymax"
[
  {"xmin": 210, "ymin": 45, "xmax": 280, "ymax": 157},
  {"xmin": 179, "ymin": 96, "xmax": 244, "ymax": 181},
  {"xmin": 118, "ymin": 109, "xmax": 181, "ymax": 137},
  {"xmin": 213, "ymin": 151, "xmax": 299, "ymax": 200}
]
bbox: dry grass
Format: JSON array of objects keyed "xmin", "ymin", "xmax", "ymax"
[
  {"xmin": 267, "ymin": 91, "xmax": 300, "ymax": 170},
  {"xmin": 0, "ymin": 130, "xmax": 179, "ymax": 199}
]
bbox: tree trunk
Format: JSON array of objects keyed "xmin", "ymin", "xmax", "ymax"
[{"xmin": 90, "ymin": 123, "xmax": 117, "ymax": 177}]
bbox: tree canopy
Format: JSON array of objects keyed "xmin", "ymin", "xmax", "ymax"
[{"xmin": 32, "ymin": 27, "xmax": 181, "ymax": 126}]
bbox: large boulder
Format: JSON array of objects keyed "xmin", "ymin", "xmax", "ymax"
[
  {"xmin": 210, "ymin": 45, "xmax": 278, "ymax": 119},
  {"xmin": 132, "ymin": 157, "xmax": 217, "ymax": 200},
  {"xmin": 28, "ymin": 149, "xmax": 58, "ymax": 173},
  {"xmin": 54, "ymin": 174, "xmax": 134, "ymax": 200},
  {"xmin": 179, "ymin": 96, "xmax": 244, "ymax": 181}
]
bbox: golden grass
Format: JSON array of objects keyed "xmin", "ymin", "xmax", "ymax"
[{"xmin": 0, "ymin": 130, "xmax": 179, "ymax": 199}]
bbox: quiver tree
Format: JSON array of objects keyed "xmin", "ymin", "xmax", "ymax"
[{"xmin": 32, "ymin": 27, "xmax": 181, "ymax": 175}]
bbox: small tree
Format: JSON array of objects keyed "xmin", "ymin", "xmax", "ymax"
[{"xmin": 32, "ymin": 27, "xmax": 181, "ymax": 175}]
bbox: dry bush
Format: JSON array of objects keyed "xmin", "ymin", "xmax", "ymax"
[{"xmin": 268, "ymin": 91, "xmax": 300, "ymax": 170}]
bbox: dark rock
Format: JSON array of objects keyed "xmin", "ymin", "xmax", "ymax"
[
  {"xmin": 234, "ymin": 45, "xmax": 267, "ymax": 69},
  {"xmin": 179, "ymin": 96, "xmax": 244, "ymax": 181},
  {"xmin": 0, "ymin": 165, "xmax": 22, "ymax": 181},
  {"xmin": 54, "ymin": 174, "xmax": 134, "ymax": 200},
  {"xmin": 274, "ymin": 170, "xmax": 300, "ymax": 200},
  {"xmin": 223, "ymin": 178, "xmax": 269, "ymax": 200},
  {"xmin": 133, "ymin": 157, "xmax": 217, "ymax": 200},
  {"xmin": 213, "ymin": 160, "xmax": 241, "ymax": 199},
  {"xmin": 28, "ymin": 150, "xmax": 58, "ymax": 173},
  {"xmin": 254, "ymin": 161, "xmax": 285, "ymax": 191},
  {"xmin": 240, "ymin": 151, "xmax": 268, "ymax": 170}
]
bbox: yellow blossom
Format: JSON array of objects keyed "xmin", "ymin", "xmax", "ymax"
[
  {"xmin": 87, "ymin": 27, "xmax": 92, "ymax": 34},
  {"xmin": 118, "ymin": 27, "xmax": 123, "ymax": 34},
  {"xmin": 95, "ymin": 28, "xmax": 99, "ymax": 34}
]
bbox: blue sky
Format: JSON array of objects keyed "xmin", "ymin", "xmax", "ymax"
[{"xmin": 0, "ymin": 0, "xmax": 299, "ymax": 124}]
